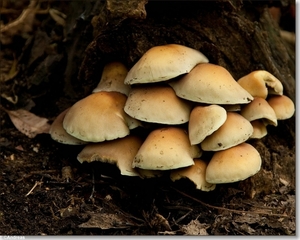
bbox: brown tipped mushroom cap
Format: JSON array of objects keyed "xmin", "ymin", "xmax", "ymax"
[
  {"xmin": 205, "ymin": 143, "xmax": 262, "ymax": 184},
  {"xmin": 124, "ymin": 85, "xmax": 193, "ymax": 125},
  {"xmin": 240, "ymin": 97, "xmax": 278, "ymax": 126},
  {"xmin": 77, "ymin": 135, "xmax": 143, "ymax": 177},
  {"xmin": 63, "ymin": 91, "xmax": 138, "ymax": 142},
  {"xmin": 49, "ymin": 108, "xmax": 88, "ymax": 145},
  {"xmin": 237, "ymin": 70, "xmax": 283, "ymax": 98},
  {"xmin": 169, "ymin": 63, "xmax": 253, "ymax": 104},
  {"xmin": 267, "ymin": 95, "xmax": 295, "ymax": 120},
  {"xmin": 93, "ymin": 62, "xmax": 130, "ymax": 96},
  {"xmin": 201, "ymin": 112, "xmax": 253, "ymax": 151},
  {"xmin": 132, "ymin": 127, "xmax": 202, "ymax": 170},
  {"xmin": 188, "ymin": 105, "xmax": 227, "ymax": 145},
  {"xmin": 170, "ymin": 159, "xmax": 216, "ymax": 191},
  {"xmin": 124, "ymin": 44, "xmax": 209, "ymax": 84},
  {"xmin": 250, "ymin": 120, "xmax": 268, "ymax": 139}
]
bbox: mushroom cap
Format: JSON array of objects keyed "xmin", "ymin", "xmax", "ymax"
[
  {"xmin": 188, "ymin": 105, "xmax": 227, "ymax": 145},
  {"xmin": 201, "ymin": 112, "xmax": 253, "ymax": 151},
  {"xmin": 132, "ymin": 127, "xmax": 202, "ymax": 170},
  {"xmin": 77, "ymin": 135, "xmax": 143, "ymax": 177},
  {"xmin": 63, "ymin": 91, "xmax": 133, "ymax": 142},
  {"xmin": 170, "ymin": 159, "xmax": 216, "ymax": 191},
  {"xmin": 205, "ymin": 143, "xmax": 262, "ymax": 184},
  {"xmin": 267, "ymin": 95, "xmax": 295, "ymax": 120},
  {"xmin": 49, "ymin": 108, "xmax": 88, "ymax": 145},
  {"xmin": 250, "ymin": 120, "xmax": 268, "ymax": 139},
  {"xmin": 124, "ymin": 84, "xmax": 193, "ymax": 125},
  {"xmin": 237, "ymin": 70, "xmax": 283, "ymax": 98},
  {"xmin": 93, "ymin": 62, "xmax": 131, "ymax": 96},
  {"xmin": 124, "ymin": 44, "xmax": 209, "ymax": 84},
  {"xmin": 169, "ymin": 63, "xmax": 254, "ymax": 104},
  {"xmin": 136, "ymin": 168, "xmax": 164, "ymax": 179},
  {"xmin": 240, "ymin": 97, "xmax": 278, "ymax": 126}
]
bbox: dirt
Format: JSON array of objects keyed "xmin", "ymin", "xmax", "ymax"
[{"xmin": 0, "ymin": 0, "xmax": 296, "ymax": 236}]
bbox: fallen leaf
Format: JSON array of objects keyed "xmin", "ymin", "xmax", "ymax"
[
  {"xmin": 180, "ymin": 219, "xmax": 210, "ymax": 235},
  {"xmin": 2, "ymin": 107, "xmax": 51, "ymax": 138}
]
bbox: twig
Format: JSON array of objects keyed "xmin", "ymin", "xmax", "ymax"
[
  {"xmin": 171, "ymin": 187, "xmax": 291, "ymax": 218},
  {"xmin": 25, "ymin": 179, "xmax": 43, "ymax": 196}
]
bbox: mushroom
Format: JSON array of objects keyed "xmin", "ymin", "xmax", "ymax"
[
  {"xmin": 240, "ymin": 97, "xmax": 278, "ymax": 126},
  {"xmin": 124, "ymin": 84, "xmax": 193, "ymax": 125},
  {"xmin": 63, "ymin": 91, "xmax": 140, "ymax": 142},
  {"xmin": 237, "ymin": 70, "xmax": 283, "ymax": 98},
  {"xmin": 188, "ymin": 104, "xmax": 227, "ymax": 145},
  {"xmin": 124, "ymin": 44, "xmax": 209, "ymax": 84},
  {"xmin": 132, "ymin": 127, "xmax": 202, "ymax": 170},
  {"xmin": 49, "ymin": 108, "xmax": 88, "ymax": 145},
  {"xmin": 93, "ymin": 62, "xmax": 131, "ymax": 96},
  {"xmin": 205, "ymin": 143, "xmax": 262, "ymax": 184},
  {"xmin": 170, "ymin": 158, "xmax": 216, "ymax": 191},
  {"xmin": 267, "ymin": 95, "xmax": 295, "ymax": 120},
  {"xmin": 169, "ymin": 63, "xmax": 254, "ymax": 104},
  {"xmin": 249, "ymin": 120, "xmax": 268, "ymax": 139},
  {"xmin": 200, "ymin": 112, "xmax": 253, "ymax": 151},
  {"xmin": 77, "ymin": 135, "xmax": 143, "ymax": 177}
]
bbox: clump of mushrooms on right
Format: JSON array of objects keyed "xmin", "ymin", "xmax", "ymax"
[{"xmin": 50, "ymin": 44, "xmax": 295, "ymax": 192}]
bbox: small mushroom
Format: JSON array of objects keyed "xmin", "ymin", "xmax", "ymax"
[
  {"xmin": 240, "ymin": 97, "xmax": 278, "ymax": 126},
  {"xmin": 77, "ymin": 135, "xmax": 143, "ymax": 177},
  {"xmin": 93, "ymin": 62, "xmax": 131, "ymax": 96},
  {"xmin": 49, "ymin": 108, "xmax": 88, "ymax": 145},
  {"xmin": 249, "ymin": 120, "xmax": 268, "ymax": 139},
  {"xmin": 200, "ymin": 112, "xmax": 253, "ymax": 151},
  {"xmin": 170, "ymin": 159, "xmax": 216, "ymax": 191},
  {"xmin": 132, "ymin": 127, "xmax": 202, "ymax": 170},
  {"xmin": 237, "ymin": 70, "xmax": 283, "ymax": 98},
  {"xmin": 267, "ymin": 95, "xmax": 295, "ymax": 120},
  {"xmin": 169, "ymin": 63, "xmax": 254, "ymax": 104},
  {"xmin": 63, "ymin": 91, "xmax": 140, "ymax": 142},
  {"xmin": 205, "ymin": 143, "xmax": 262, "ymax": 184},
  {"xmin": 124, "ymin": 84, "xmax": 193, "ymax": 125},
  {"xmin": 188, "ymin": 104, "xmax": 227, "ymax": 145},
  {"xmin": 124, "ymin": 44, "xmax": 209, "ymax": 84}
]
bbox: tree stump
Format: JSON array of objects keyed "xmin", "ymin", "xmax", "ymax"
[{"xmin": 78, "ymin": 0, "xmax": 295, "ymax": 198}]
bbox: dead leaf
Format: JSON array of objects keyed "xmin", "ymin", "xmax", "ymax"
[
  {"xmin": 78, "ymin": 212, "xmax": 131, "ymax": 230},
  {"xmin": 2, "ymin": 107, "xmax": 51, "ymax": 138},
  {"xmin": 180, "ymin": 219, "xmax": 210, "ymax": 235}
]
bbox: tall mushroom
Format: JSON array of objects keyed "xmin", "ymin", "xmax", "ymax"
[
  {"xmin": 132, "ymin": 127, "xmax": 202, "ymax": 170},
  {"xmin": 124, "ymin": 44, "xmax": 209, "ymax": 85},
  {"xmin": 169, "ymin": 63, "xmax": 254, "ymax": 105},
  {"xmin": 124, "ymin": 84, "xmax": 193, "ymax": 125},
  {"xmin": 63, "ymin": 91, "xmax": 139, "ymax": 142}
]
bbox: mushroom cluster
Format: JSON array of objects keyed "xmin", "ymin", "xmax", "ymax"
[{"xmin": 50, "ymin": 44, "xmax": 295, "ymax": 192}]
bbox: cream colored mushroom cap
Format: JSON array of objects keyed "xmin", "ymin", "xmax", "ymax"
[
  {"xmin": 124, "ymin": 85, "xmax": 193, "ymax": 125},
  {"xmin": 201, "ymin": 112, "xmax": 253, "ymax": 151},
  {"xmin": 124, "ymin": 44, "xmax": 209, "ymax": 84},
  {"xmin": 188, "ymin": 105, "xmax": 227, "ymax": 145},
  {"xmin": 77, "ymin": 135, "xmax": 143, "ymax": 177},
  {"xmin": 93, "ymin": 62, "xmax": 130, "ymax": 96},
  {"xmin": 169, "ymin": 63, "xmax": 253, "ymax": 104},
  {"xmin": 132, "ymin": 127, "xmax": 202, "ymax": 170},
  {"xmin": 267, "ymin": 95, "xmax": 295, "ymax": 120},
  {"xmin": 240, "ymin": 97, "xmax": 278, "ymax": 126},
  {"xmin": 237, "ymin": 70, "xmax": 283, "ymax": 98},
  {"xmin": 206, "ymin": 143, "xmax": 262, "ymax": 184},
  {"xmin": 49, "ymin": 108, "xmax": 88, "ymax": 145},
  {"xmin": 170, "ymin": 159, "xmax": 216, "ymax": 191},
  {"xmin": 249, "ymin": 120, "xmax": 268, "ymax": 139},
  {"xmin": 63, "ymin": 91, "xmax": 131, "ymax": 142}
]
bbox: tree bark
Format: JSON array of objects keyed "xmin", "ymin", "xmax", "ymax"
[{"xmin": 78, "ymin": 0, "xmax": 295, "ymax": 198}]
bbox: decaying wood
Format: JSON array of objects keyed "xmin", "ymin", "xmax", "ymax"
[{"xmin": 78, "ymin": 0, "xmax": 295, "ymax": 198}]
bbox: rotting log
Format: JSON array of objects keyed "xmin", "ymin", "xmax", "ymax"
[{"xmin": 77, "ymin": 0, "xmax": 295, "ymax": 198}]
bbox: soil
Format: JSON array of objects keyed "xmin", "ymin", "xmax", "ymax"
[{"xmin": 0, "ymin": 0, "xmax": 296, "ymax": 236}]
